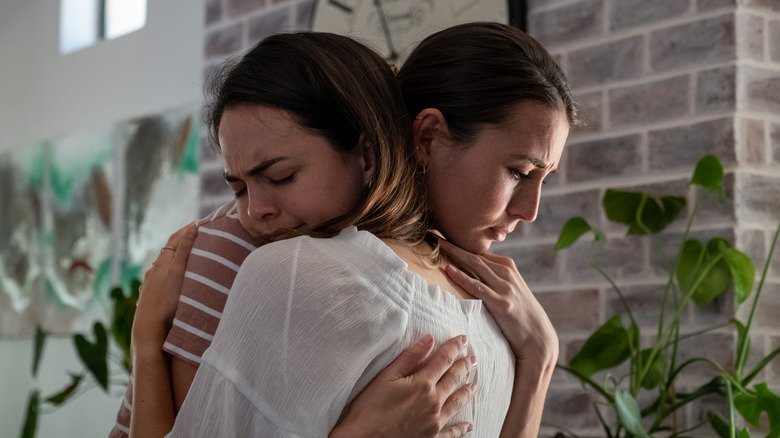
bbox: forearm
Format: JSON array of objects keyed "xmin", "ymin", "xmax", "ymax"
[
  {"xmin": 129, "ymin": 341, "xmax": 176, "ymax": 438},
  {"xmin": 499, "ymin": 353, "xmax": 557, "ymax": 438}
]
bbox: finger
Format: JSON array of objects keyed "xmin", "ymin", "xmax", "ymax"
[
  {"xmin": 377, "ymin": 334, "xmax": 436, "ymax": 380},
  {"xmin": 170, "ymin": 224, "xmax": 198, "ymax": 273},
  {"xmin": 439, "ymin": 240, "xmax": 500, "ymax": 284},
  {"xmin": 437, "ymin": 422, "xmax": 473, "ymax": 437},
  {"xmin": 436, "ymin": 355, "xmax": 476, "ymax": 395},
  {"xmin": 415, "ymin": 335, "xmax": 467, "ymax": 383},
  {"xmin": 444, "ymin": 264, "xmax": 494, "ymax": 301},
  {"xmin": 440, "ymin": 384, "xmax": 476, "ymax": 429}
]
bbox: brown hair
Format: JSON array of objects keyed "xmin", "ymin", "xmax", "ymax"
[
  {"xmin": 205, "ymin": 32, "xmax": 430, "ymax": 247},
  {"xmin": 398, "ymin": 21, "xmax": 582, "ymax": 144}
]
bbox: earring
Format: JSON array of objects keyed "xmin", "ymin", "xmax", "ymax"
[
  {"xmin": 418, "ymin": 162, "xmax": 428, "ymax": 174},
  {"xmin": 367, "ymin": 175, "xmax": 374, "ymax": 189}
]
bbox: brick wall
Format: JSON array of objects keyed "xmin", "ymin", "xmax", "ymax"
[
  {"xmin": 518, "ymin": 0, "xmax": 780, "ymax": 436},
  {"xmin": 197, "ymin": 0, "xmax": 780, "ymax": 436}
]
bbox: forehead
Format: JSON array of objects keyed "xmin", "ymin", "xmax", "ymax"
[
  {"xmin": 475, "ymin": 101, "xmax": 569, "ymax": 167},
  {"xmin": 218, "ymin": 106, "xmax": 305, "ymax": 171}
]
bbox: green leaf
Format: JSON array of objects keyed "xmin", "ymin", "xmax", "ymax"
[
  {"xmin": 638, "ymin": 348, "xmax": 666, "ymax": 390},
  {"xmin": 44, "ymin": 373, "xmax": 84, "ymax": 406},
  {"xmin": 690, "ymin": 155, "xmax": 724, "ymax": 193},
  {"xmin": 677, "ymin": 239, "xmax": 733, "ymax": 305},
  {"xmin": 718, "ymin": 243, "xmax": 755, "ymax": 305},
  {"xmin": 707, "ymin": 411, "xmax": 730, "ymax": 438},
  {"xmin": 20, "ymin": 390, "xmax": 39, "ymax": 438},
  {"xmin": 569, "ymin": 315, "xmax": 632, "ymax": 378},
  {"xmin": 32, "ymin": 326, "xmax": 46, "ymax": 378},
  {"xmin": 615, "ymin": 387, "xmax": 651, "ymax": 438},
  {"xmin": 603, "ymin": 189, "xmax": 685, "ymax": 236},
  {"xmin": 110, "ymin": 282, "xmax": 139, "ymax": 373},
  {"xmin": 735, "ymin": 383, "xmax": 780, "ymax": 433},
  {"xmin": 73, "ymin": 322, "xmax": 109, "ymax": 391},
  {"xmin": 732, "ymin": 319, "xmax": 751, "ymax": 377},
  {"xmin": 738, "ymin": 428, "xmax": 752, "ymax": 438},
  {"xmin": 555, "ymin": 217, "xmax": 594, "ymax": 250}
]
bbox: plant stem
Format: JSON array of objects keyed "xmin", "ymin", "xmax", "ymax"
[{"xmin": 736, "ymin": 220, "xmax": 780, "ymax": 379}]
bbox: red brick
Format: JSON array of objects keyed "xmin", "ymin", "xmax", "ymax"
[
  {"xmin": 772, "ymin": 123, "xmax": 780, "ymax": 166},
  {"xmin": 770, "ymin": 20, "xmax": 780, "ymax": 63},
  {"xmin": 697, "ymin": 0, "xmax": 737, "ymax": 10},
  {"xmin": 650, "ymin": 14, "xmax": 736, "ymax": 72},
  {"xmin": 493, "ymin": 243, "xmax": 558, "ymax": 288},
  {"xmin": 569, "ymin": 36, "xmax": 644, "ymax": 89},
  {"xmin": 696, "ymin": 172, "xmax": 736, "ymax": 225},
  {"xmin": 571, "ymin": 91, "xmax": 603, "ymax": 134},
  {"xmin": 226, "ymin": 0, "xmax": 267, "ymax": 18},
  {"xmin": 771, "ymin": 336, "xmax": 780, "ymax": 377},
  {"xmin": 604, "ymin": 283, "xmax": 675, "ymax": 330},
  {"xmin": 610, "ymin": 0, "xmax": 689, "ymax": 31},
  {"xmin": 737, "ymin": 173, "xmax": 780, "ymax": 223},
  {"xmin": 742, "ymin": 0, "xmax": 780, "ymax": 13},
  {"xmin": 542, "ymin": 387, "xmax": 601, "ymax": 432},
  {"xmin": 528, "ymin": 0, "xmax": 603, "ymax": 47},
  {"xmin": 536, "ymin": 289, "xmax": 600, "ymax": 333},
  {"xmin": 676, "ymin": 332, "xmax": 735, "ymax": 384},
  {"xmin": 609, "ymin": 75, "xmax": 690, "ymax": 127},
  {"xmin": 738, "ymin": 13, "xmax": 764, "ymax": 61},
  {"xmin": 741, "ymin": 118, "xmax": 766, "ymax": 165},
  {"xmin": 697, "ymin": 65, "xmax": 736, "ymax": 115},
  {"xmin": 744, "ymin": 67, "xmax": 780, "ymax": 114},
  {"xmin": 566, "ymin": 134, "xmax": 642, "ymax": 183},
  {"xmin": 648, "ymin": 118, "xmax": 736, "ymax": 172},
  {"xmin": 248, "ymin": 6, "xmax": 292, "ymax": 42},
  {"xmin": 205, "ymin": 0, "xmax": 222, "ymax": 26},
  {"xmin": 520, "ymin": 189, "xmax": 602, "ymax": 239},
  {"xmin": 205, "ymin": 23, "xmax": 243, "ymax": 58}
]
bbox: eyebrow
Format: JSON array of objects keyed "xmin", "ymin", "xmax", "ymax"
[
  {"xmin": 223, "ymin": 157, "xmax": 286, "ymax": 183},
  {"xmin": 509, "ymin": 154, "xmax": 557, "ymax": 172}
]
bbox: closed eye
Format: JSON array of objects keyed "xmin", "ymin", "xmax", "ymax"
[{"xmin": 269, "ymin": 173, "xmax": 295, "ymax": 186}]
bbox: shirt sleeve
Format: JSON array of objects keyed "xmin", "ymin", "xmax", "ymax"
[{"xmin": 169, "ymin": 235, "xmax": 410, "ymax": 437}]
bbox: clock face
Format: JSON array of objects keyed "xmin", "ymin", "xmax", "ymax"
[{"xmin": 312, "ymin": 0, "xmax": 507, "ymax": 63}]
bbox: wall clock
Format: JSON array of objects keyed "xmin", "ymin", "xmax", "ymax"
[{"xmin": 312, "ymin": 0, "xmax": 526, "ymax": 63}]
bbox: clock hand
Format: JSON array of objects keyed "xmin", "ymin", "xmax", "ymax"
[
  {"xmin": 328, "ymin": 0, "xmax": 353, "ymax": 13},
  {"xmin": 373, "ymin": 0, "xmax": 398, "ymax": 62}
]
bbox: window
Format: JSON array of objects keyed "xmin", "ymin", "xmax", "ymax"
[{"xmin": 60, "ymin": 0, "xmax": 147, "ymax": 54}]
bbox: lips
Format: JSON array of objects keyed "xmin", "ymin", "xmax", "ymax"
[{"xmin": 489, "ymin": 226, "xmax": 514, "ymax": 242}]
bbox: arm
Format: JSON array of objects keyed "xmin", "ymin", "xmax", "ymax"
[
  {"xmin": 129, "ymin": 224, "xmax": 198, "ymax": 438},
  {"xmin": 440, "ymin": 240, "xmax": 559, "ymax": 438}
]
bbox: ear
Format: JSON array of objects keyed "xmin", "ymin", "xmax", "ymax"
[
  {"xmin": 412, "ymin": 108, "xmax": 450, "ymax": 166},
  {"xmin": 357, "ymin": 134, "xmax": 377, "ymax": 185}
]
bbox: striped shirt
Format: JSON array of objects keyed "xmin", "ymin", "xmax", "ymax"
[{"xmin": 109, "ymin": 200, "xmax": 264, "ymax": 438}]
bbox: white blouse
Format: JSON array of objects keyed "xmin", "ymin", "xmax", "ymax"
[{"xmin": 169, "ymin": 227, "xmax": 515, "ymax": 437}]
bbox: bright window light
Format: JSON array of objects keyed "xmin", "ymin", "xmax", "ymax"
[
  {"xmin": 60, "ymin": 0, "xmax": 100, "ymax": 54},
  {"xmin": 59, "ymin": 0, "xmax": 147, "ymax": 54},
  {"xmin": 105, "ymin": 0, "xmax": 146, "ymax": 40}
]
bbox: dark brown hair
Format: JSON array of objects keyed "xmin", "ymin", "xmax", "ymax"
[
  {"xmin": 398, "ymin": 22, "xmax": 581, "ymax": 144},
  {"xmin": 205, "ymin": 32, "xmax": 429, "ymax": 246}
]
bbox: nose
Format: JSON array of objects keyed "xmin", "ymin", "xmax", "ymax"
[
  {"xmin": 507, "ymin": 182, "xmax": 542, "ymax": 222},
  {"xmin": 246, "ymin": 187, "xmax": 279, "ymax": 222}
]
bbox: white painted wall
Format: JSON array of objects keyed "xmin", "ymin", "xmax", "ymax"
[
  {"xmin": 0, "ymin": 0, "xmax": 204, "ymax": 436},
  {"xmin": 0, "ymin": 0, "xmax": 204, "ymax": 152}
]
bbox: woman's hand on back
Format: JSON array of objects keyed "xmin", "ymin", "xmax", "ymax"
[
  {"xmin": 330, "ymin": 334, "xmax": 477, "ymax": 438},
  {"xmin": 439, "ymin": 240, "xmax": 558, "ymax": 365},
  {"xmin": 131, "ymin": 223, "xmax": 198, "ymax": 355}
]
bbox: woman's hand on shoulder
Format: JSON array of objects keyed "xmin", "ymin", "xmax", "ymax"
[
  {"xmin": 131, "ymin": 223, "xmax": 198, "ymax": 356},
  {"xmin": 330, "ymin": 335, "xmax": 477, "ymax": 438},
  {"xmin": 439, "ymin": 240, "xmax": 558, "ymax": 365}
]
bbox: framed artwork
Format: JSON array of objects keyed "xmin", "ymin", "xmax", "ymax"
[{"xmin": 312, "ymin": 0, "xmax": 526, "ymax": 63}]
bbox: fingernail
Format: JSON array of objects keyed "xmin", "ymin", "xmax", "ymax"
[
  {"xmin": 467, "ymin": 423, "xmax": 474, "ymax": 432},
  {"xmin": 460, "ymin": 335, "xmax": 468, "ymax": 347},
  {"xmin": 445, "ymin": 264, "xmax": 457, "ymax": 275},
  {"xmin": 187, "ymin": 225, "xmax": 198, "ymax": 238},
  {"xmin": 419, "ymin": 334, "xmax": 434, "ymax": 347},
  {"xmin": 469, "ymin": 355, "xmax": 477, "ymax": 368}
]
